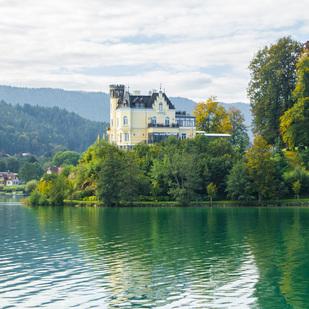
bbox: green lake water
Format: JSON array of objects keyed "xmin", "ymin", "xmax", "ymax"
[{"xmin": 1, "ymin": 196, "xmax": 309, "ymax": 308}]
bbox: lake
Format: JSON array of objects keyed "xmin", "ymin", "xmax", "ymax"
[{"xmin": 1, "ymin": 197, "xmax": 309, "ymax": 308}]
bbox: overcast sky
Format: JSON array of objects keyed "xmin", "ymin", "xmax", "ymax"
[{"xmin": 0, "ymin": 0, "xmax": 308, "ymax": 103}]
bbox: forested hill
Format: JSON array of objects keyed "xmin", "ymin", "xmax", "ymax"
[
  {"xmin": 0, "ymin": 100, "xmax": 107, "ymax": 156},
  {"xmin": 0, "ymin": 85, "xmax": 110, "ymax": 122}
]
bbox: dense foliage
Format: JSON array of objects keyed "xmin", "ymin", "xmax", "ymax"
[
  {"xmin": 27, "ymin": 134, "xmax": 309, "ymax": 206},
  {"xmin": 248, "ymin": 36, "xmax": 303, "ymax": 144},
  {"xmin": 0, "ymin": 101, "xmax": 107, "ymax": 155},
  {"xmin": 280, "ymin": 50, "xmax": 309, "ymax": 148}
]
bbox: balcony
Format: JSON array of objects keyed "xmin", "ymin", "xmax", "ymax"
[{"xmin": 148, "ymin": 123, "xmax": 179, "ymax": 128}]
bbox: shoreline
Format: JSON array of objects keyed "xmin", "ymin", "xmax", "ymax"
[
  {"xmin": 60, "ymin": 200, "xmax": 309, "ymax": 208},
  {"xmin": 20, "ymin": 197, "xmax": 309, "ymax": 208}
]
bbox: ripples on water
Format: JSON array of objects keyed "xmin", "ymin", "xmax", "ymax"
[{"xmin": 1, "ymin": 200, "xmax": 309, "ymax": 308}]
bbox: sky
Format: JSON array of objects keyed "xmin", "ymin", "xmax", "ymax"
[{"xmin": 0, "ymin": 0, "xmax": 308, "ymax": 103}]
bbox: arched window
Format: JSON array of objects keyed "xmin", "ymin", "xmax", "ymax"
[
  {"xmin": 159, "ymin": 102, "xmax": 163, "ymax": 111},
  {"xmin": 123, "ymin": 116, "xmax": 128, "ymax": 126},
  {"xmin": 152, "ymin": 116, "xmax": 157, "ymax": 125},
  {"xmin": 165, "ymin": 117, "xmax": 170, "ymax": 126}
]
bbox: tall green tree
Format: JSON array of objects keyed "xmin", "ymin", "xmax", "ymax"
[
  {"xmin": 248, "ymin": 37, "xmax": 302, "ymax": 144},
  {"xmin": 95, "ymin": 144, "xmax": 123, "ymax": 206},
  {"xmin": 226, "ymin": 161, "xmax": 254, "ymax": 203},
  {"xmin": 150, "ymin": 142, "xmax": 201, "ymax": 205},
  {"xmin": 118, "ymin": 151, "xmax": 150, "ymax": 204},
  {"xmin": 280, "ymin": 49, "xmax": 309, "ymax": 148},
  {"xmin": 227, "ymin": 107, "xmax": 249, "ymax": 147},
  {"xmin": 19, "ymin": 162, "xmax": 44, "ymax": 182}
]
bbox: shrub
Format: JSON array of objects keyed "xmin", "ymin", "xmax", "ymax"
[
  {"xmin": 25, "ymin": 180, "xmax": 39, "ymax": 193},
  {"xmin": 283, "ymin": 166, "xmax": 309, "ymax": 194},
  {"xmin": 28, "ymin": 190, "xmax": 43, "ymax": 205}
]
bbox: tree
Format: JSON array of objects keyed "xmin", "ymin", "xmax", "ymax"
[
  {"xmin": 283, "ymin": 166, "xmax": 309, "ymax": 195},
  {"xmin": 6, "ymin": 157, "xmax": 19, "ymax": 172},
  {"xmin": 95, "ymin": 144, "xmax": 123, "ymax": 206},
  {"xmin": 226, "ymin": 161, "xmax": 254, "ymax": 203},
  {"xmin": 193, "ymin": 97, "xmax": 230, "ymax": 133},
  {"xmin": 150, "ymin": 141, "xmax": 201, "ymax": 205},
  {"xmin": 118, "ymin": 152, "xmax": 150, "ymax": 204},
  {"xmin": 292, "ymin": 179, "xmax": 301, "ymax": 201},
  {"xmin": 52, "ymin": 151, "xmax": 80, "ymax": 167},
  {"xmin": 227, "ymin": 107, "xmax": 249, "ymax": 147},
  {"xmin": 0, "ymin": 159, "xmax": 6, "ymax": 171},
  {"xmin": 205, "ymin": 154, "xmax": 234, "ymax": 198},
  {"xmin": 248, "ymin": 37, "xmax": 302, "ymax": 144},
  {"xmin": 206, "ymin": 182, "xmax": 217, "ymax": 205},
  {"xmin": 25, "ymin": 179, "xmax": 39, "ymax": 193},
  {"xmin": 280, "ymin": 50, "xmax": 309, "ymax": 148},
  {"xmin": 245, "ymin": 135, "xmax": 276, "ymax": 202},
  {"xmin": 19, "ymin": 162, "xmax": 44, "ymax": 182},
  {"xmin": 49, "ymin": 174, "xmax": 72, "ymax": 206}
]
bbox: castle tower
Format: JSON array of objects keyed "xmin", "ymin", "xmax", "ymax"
[{"xmin": 109, "ymin": 85, "xmax": 125, "ymax": 143}]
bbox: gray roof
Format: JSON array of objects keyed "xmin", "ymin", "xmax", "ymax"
[{"xmin": 118, "ymin": 91, "xmax": 175, "ymax": 110}]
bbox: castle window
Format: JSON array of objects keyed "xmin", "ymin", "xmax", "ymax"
[
  {"xmin": 117, "ymin": 118, "xmax": 119, "ymax": 127},
  {"xmin": 152, "ymin": 116, "xmax": 157, "ymax": 125},
  {"xmin": 181, "ymin": 133, "xmax": 187, "ymax": 140},
  {"xmin": 123, "ymin": 116, "xmax": 128, "ymax": 126},
  {"xmin": 110, "ymin": 134, "xmax": 114, "ymax": 142},
  {"xmin": 165, "ymin": 117, "xmax": 170, "ymax": 126},
  {"xmin": 111, "ymin": 119, "xmax": 114, "ymax": 127},
  {"xmin": 159, "ymin": 102, "xmax": 163, "ymax": 111},
  {"xmin": 125, "ymin": 133, "xmax": 129, "ymax": 142}
]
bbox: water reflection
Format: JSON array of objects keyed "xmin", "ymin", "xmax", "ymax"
[{"xmin": 1, "ymin": 204, "xmax": 309, "ymax": 308}]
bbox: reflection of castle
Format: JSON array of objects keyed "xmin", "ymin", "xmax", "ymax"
[{"xmin": 107, "ymin": 85, "xmax": 196, "ymax": 149}]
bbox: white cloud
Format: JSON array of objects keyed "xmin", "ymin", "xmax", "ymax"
[{"xmin": 0, "ymin": 0, "xmax": 308, "ymax": 103}]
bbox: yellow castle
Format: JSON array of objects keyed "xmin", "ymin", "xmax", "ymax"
[{"xmin": 107, "ymin": 85, "xmax": 196, "ymax": 149}]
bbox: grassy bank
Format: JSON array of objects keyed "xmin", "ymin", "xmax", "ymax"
[{"xmin": 62, "ymin": 198, "xmax": 309, "ymax": 207}]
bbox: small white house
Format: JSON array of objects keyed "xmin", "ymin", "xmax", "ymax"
[{"xmin": 0, "ymin": 172, "xmax": 20, "ymax": 187}]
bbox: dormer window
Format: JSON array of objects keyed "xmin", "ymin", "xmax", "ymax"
[{"xmin": 159, "ymin": 102, "xmax": 163, "ymax": 111}]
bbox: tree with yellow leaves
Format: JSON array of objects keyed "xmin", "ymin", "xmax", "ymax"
[
  {"xmin": 193, "ymin": 97, "xmax": 231, "ymax": 133},
  {"xmin": 245, "ymin": 135, "xmax": 276, "ymax": 202},
  {"xmin": 280, "ymin": 49, "xmax": 309, "ymax": 148}
]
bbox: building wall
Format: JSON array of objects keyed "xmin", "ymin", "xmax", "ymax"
[{"xmin": 107, "ymin": 85, "xmax": 196, "ymax": 148}]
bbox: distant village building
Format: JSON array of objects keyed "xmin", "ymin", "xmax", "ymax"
[
  {"xmin": 107, "ymin": 85, "xmax": 196, "ymax": 149},
  {"xmin": 46, "ymin": 166, "xmax": 63, "ymax": 175},
  {"xmin": 0, "ymin": 172, "xmax": 20, "ymax": 187}
]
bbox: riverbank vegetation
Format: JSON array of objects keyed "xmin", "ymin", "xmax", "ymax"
[{"xmin": 26, "ymin": 134, "xmax": 309, "ymax": 206}]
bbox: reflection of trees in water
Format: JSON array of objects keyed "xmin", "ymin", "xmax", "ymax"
[
  {"xmin": 31, "ymin": 206, "xmax": 309, "ymax": 308},
  {"xmin": 244, "ymin": 208, "xmax": 309, "ymax": 308},
  {"xmin": 32, "ymin": 207, "xmax": 261, "ymax": 307}
]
